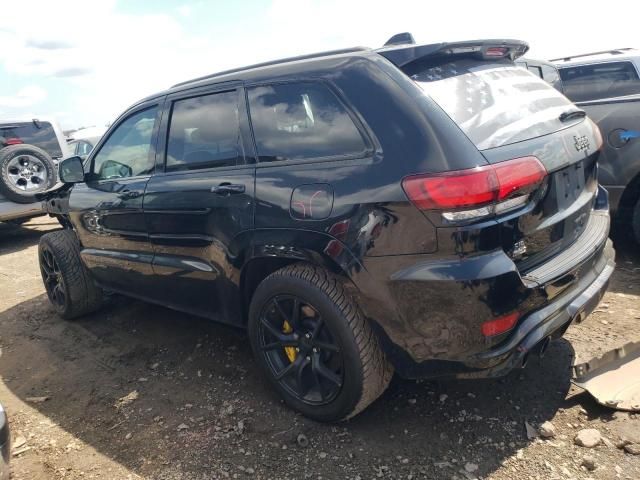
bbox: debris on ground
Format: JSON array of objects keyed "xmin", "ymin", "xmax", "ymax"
[
  {"xmin": 575, "ymin": 429, "xmax": 602, "ymax": 448},
  {"xmin": 114, "ymin": 390, "xmax": 139, "ymax": 409}
]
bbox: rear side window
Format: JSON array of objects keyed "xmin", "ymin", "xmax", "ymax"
[
  {"xmin": 0, "ymin": 121, "xmax": 62, "ymax": 158},
  {"xmin": 247, "ymin": 82, "xmax": 367, "ymax": 162},
  {"xmin": 166, "ymin": 90, "xmax": 242, "ymax": 172},
  {"xmin": 559, "ymin": 61, "xmax": 640, "ymax": 102},
  {"xmin": 408, "ymin": 59, "xmax": 574, "ymax": 151}
]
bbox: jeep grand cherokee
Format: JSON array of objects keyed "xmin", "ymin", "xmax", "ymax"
[{"xmin": 39, "ymin": 35, "xmax": 614, "ymax": 421}]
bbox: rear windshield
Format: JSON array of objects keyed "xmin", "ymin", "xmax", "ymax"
[
  {"xmin": 0, "ymin": 121, "xmax": 62, "ymax": 158},
  {"xmin": 407, "ymin": 59, "xmax": 574, "ymax": 150}
]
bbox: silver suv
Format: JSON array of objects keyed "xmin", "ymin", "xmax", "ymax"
[{"xmin": 0, "ymin": 118, "xmax": 69, "ymax": 223}]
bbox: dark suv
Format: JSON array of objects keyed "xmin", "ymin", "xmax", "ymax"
[{"xmin": 40, "ymin": 36, "xmax": 615, "ymax": 422}]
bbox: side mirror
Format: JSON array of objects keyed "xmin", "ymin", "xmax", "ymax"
[{"xmin": 59, "ymin": 156, "xmax": 85, "ymax": 183}]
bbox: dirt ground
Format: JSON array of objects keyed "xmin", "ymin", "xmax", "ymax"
[{"xmin": 0, "ymin": 216, "xmax": 638, "ymax": 480}]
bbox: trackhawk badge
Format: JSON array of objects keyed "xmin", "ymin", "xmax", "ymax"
[{"xmin": 574, "ymin": 135, "xmax": 590, "ymax": 152}]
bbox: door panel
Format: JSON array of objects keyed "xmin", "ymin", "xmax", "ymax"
[
  {"xmin": 144, "ymin": 169, "xmax": 254, "ymax": 321},
  {"xmin": 69, "ymin": 103, "xmax": 161, "ymax": 296},
  {"xmin": 70, "ymin": 177, "xmax": 154, "ymax": 293},
  {"xmin": 143, "ymin": 87, "xmax": 255, "ymax": 324}
]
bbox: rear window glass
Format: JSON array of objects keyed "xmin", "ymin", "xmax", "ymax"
[
  {"xmin": 247, "ymin": 82, "xmax": 368, "ymax": 162},
  {"xmin": 0, "ymin": 121, "xmax": 62, "ymax": 158},
  {"xmin": 166, "ymin": 90, "xmax": 242, "ymax": 172},
  {"xmin": 408, "ymin": 59, "xmax": 574, "ymax": 150},
  {"xmin": 559, "ymin": 61, "xmax": 640, "ymax": 102}
]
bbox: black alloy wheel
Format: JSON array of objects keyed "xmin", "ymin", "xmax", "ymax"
[
  {"xmin": 257, "ymin": 295, "xmax": 344, "ymax": 405},
  {"xmin": 40, "ymin": 247, "xmax": 67, "ymax": 308}
]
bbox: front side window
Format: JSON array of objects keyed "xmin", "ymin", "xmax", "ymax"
[
  {"xmin": 247, "ymin": 82, "xmax": 367, "ymax": 162},
  {"xmin": 559, "ymin": 61, "xmax": 640, "ymax": 102},
  {"xmin": 166, "ymin": 90, "xmax": 242, "ymax": 172},
  {"xmin": 92, "ymin": 107, "xmax": 157, "ymax": 180}
]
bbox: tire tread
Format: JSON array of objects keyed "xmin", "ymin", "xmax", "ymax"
[{"xmin": 264, "ymin": 263, "xmax": 393, "ymax": 420}]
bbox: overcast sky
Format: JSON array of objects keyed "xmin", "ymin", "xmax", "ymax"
[{"xmin": 1, "ymin": 0, "xmax": 638, "ymax": 130}]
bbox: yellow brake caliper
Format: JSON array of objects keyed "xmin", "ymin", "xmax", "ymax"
[{"xmin": 282, "ymin": 320, "xmax": 297, "ymax": 362}]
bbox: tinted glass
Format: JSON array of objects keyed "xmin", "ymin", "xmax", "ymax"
[
  {"xmin": 248, "ymin": 82, "xmax": 367, "ymax": 162},
  {"xmin": 0, "ymin": 121, "xmax": 62, "ymax": 158},
  {"xmin": 408, "ymin": 59, "xmax": 574, "ymax": 150},
  {"xmin": 559, "ymin": 61, "xmax": 640, "ymax": 102},
  {"xmin": 92, "ymin": 107, "xmax": 157, "ymax": 180},
  {"xmin": 166, "ymin": 90, "xmax": 242, "ymax": 172}
]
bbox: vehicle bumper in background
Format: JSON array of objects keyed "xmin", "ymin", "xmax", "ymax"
[
  {"xmin": 0, "ymin": 196, "xmax": 43, "ymax": 222},
  {"xmin": 0, "ymin": 403, "xmax": 10, "ymax": 480}
]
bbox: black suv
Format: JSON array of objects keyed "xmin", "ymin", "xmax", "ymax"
[{"xmin": 40, "ymin": 36, "xmax": 615, "ymax": 422}]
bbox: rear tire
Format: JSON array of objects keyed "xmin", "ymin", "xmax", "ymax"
[
  {"xmin": 248, "ymin": 264, "xmax": 393, "ymax": 422},
  {"xmin": 38, "ymin": 230, "xmax": 103, "ymax": 320}
]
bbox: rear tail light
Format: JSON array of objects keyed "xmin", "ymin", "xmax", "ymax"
[
  {"xmin": 402, "ymin": 156, "xmax": 547, "ymax": 222},
  {"xmin": 484, "ymin": 47, "xmax": 509, "ymax": 57},
  {"xmin": 481, "ymin": 312, "xmax": 520, "ymax": 337},
  {"xmin": 4, "ymin": 138, "xmax": 23, "ymax": 146}
]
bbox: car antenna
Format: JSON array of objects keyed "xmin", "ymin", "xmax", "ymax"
[{"xmin": 383, "ymin": 32, "xmax": 415, "ymax": 47}]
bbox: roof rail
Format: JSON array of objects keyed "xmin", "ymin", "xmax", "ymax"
[
  {"xmin": 171, "ymin": 47, "xmax": 369, "ymax": 88},
  {"xmin": 550, "ymin": 48, "xmax": 634, "ymax": 62}
]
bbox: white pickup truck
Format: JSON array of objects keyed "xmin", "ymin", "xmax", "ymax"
[{"xmin": 0, "ymin": 118, "xmax": 70, "ymax": 224}]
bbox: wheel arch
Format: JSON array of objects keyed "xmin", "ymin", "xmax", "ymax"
[{"xmin": 239, "ymin": 231, "xmax": 366, "ymax": 324}]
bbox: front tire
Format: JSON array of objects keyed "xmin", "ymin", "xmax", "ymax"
[
  {"xmin": 248, "ymin": 264, "xmax": 393, "ymax": 422},
  {"xmin": 38, "ymin": 230, "xmax": 103, "ymax": 319}
]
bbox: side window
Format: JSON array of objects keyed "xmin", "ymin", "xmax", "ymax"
[
  {"xmin": 247, "ymin": 82, "xmax": 367, "ymax": 162},
  {"xmin": 92, "ymin": 107, "xmax": 157, "ymax": 180},
  {"xmin": 166, "ymin": 90, "xmax": 241, "ymax": 172},
  {"xmin": 559, "ymin": 61, "xmax": 640, "ymax": 102}
]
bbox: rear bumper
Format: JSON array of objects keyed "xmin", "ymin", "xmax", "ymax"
[
  {"xmin": 375, "ymin": 238, "xmax": 615, "ymax": 380},
  {"xmin": 359, "ymin": 196, "xmax": 615, "ymax": 379},
  {"xmin": 464, "ymin": 238, "xmax": 615, "ymax": 378}
]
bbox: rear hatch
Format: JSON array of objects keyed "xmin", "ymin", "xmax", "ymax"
[
  {"xmin": 379, "ymin": 39, "xmax": 604, "ymax": 277},
  {"xmin": 0, "ymin": 120, "xmax": 64, "ymax": 159}
]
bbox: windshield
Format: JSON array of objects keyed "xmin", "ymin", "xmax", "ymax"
[
  {"xmin": 0, "ymin": 121, "xmax": 63, "ymax": 158},
  {"xmin": 408, "ymin": 59, "xmax": 575, "ymax": 150}
]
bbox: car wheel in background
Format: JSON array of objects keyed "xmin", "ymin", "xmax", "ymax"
[
  {"xmin": 248, "ymin": 263, "xmax": 393, "ymax": 422},
  {"xmin": 38, "ymin": 230, "xmax": 103, "ymax": 320},
  {"xmin": 0, "ymin": 144, "xmax": 57, "ymax": 204}
]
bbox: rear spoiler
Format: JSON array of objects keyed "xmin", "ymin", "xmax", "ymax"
[{"xmin": 377, "ymin": 37, "xmax": 529, "ymax": 68}]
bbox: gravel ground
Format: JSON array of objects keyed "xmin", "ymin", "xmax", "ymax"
[{"xmin": 0, "ymin": 216, "xmax": 638, "ymax": 480}]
